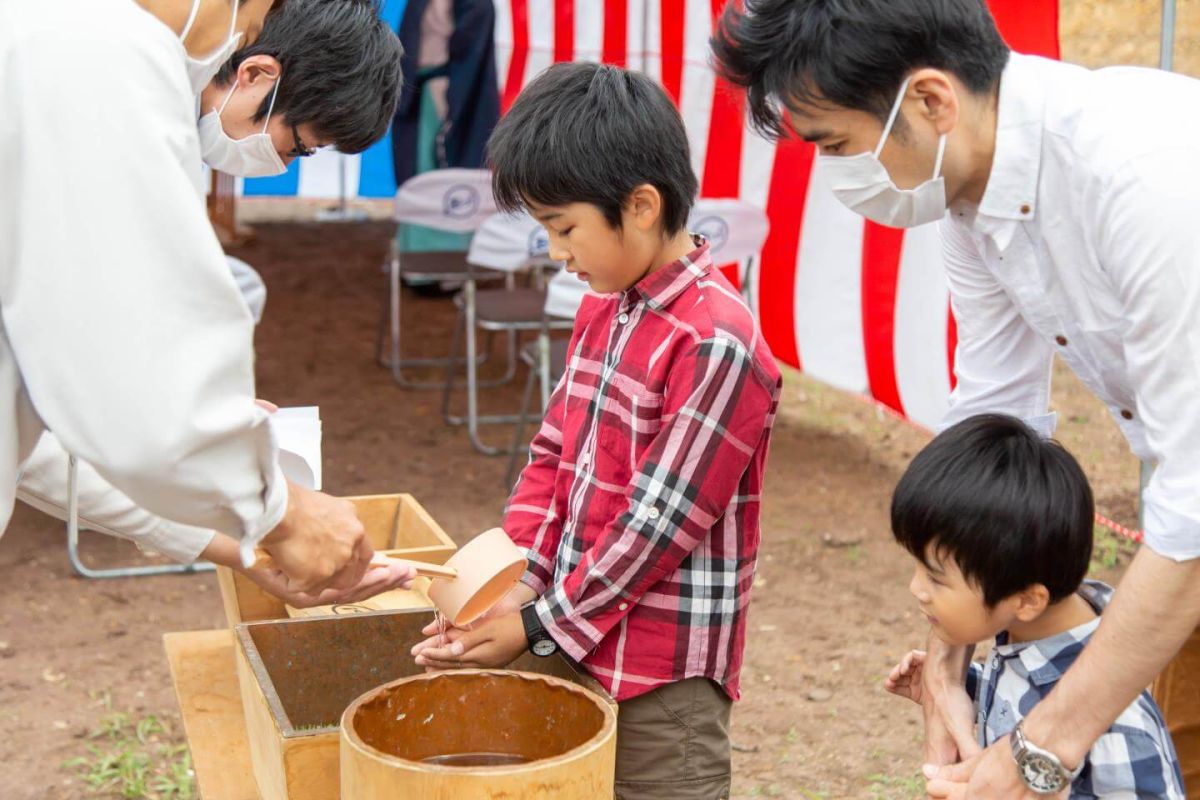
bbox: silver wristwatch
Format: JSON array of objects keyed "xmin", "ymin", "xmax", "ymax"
[{"xmin": 1010, "ymin": 720, "xmax": 1082, "ymax": 795}]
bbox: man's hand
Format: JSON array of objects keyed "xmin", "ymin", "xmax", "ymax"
[
  {"xmin": 411, "ymin": 611, "xmax": 527, "ymax": 671},
  {"xmin": 258, "ymin": 482, "xmax": 371, "ymax": 594},
  {"xmin": 885, "ymin": 650, "xmax": 926, "ymax": 704},
  {"xmin": 922, "ymin": 632, "xmax": 981, "ymax": 764},
  {"xmin": 244, "ymin": 555, "xmax": 415, "ymax": 608},
  {"xmin": 924, "ymin": 736, "xmax": 1068, "ymax": 800}
]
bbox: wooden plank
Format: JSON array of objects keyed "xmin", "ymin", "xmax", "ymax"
[
  {"xmin": 236, "ymin": 642, "xmax": 291, "ymax": 800},
  {"xmin": 395, "ymin": 494, "xmax": 456, "ymax": 555},
  {"xmin": 163, "ymin": 630, "xmax": 260, "ymax": 800}
]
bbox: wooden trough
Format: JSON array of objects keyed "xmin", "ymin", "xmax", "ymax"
[{"xmin": 234, "ymin": 609, "xmax": 614, "ymax": 800}]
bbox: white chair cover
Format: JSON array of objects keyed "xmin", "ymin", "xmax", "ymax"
[
  {"xmin": 466, "ymin": 211, "xmax": 552, "ymax": 273},
  {"xmin": 687, "ymin": 198, "xmax": 770, "ymax": 264},
  {"xmin": 393, "ymin": 168, "xmax": 497, "ymax": 233},
  {"xmin": 544, "ymin": 267, "xmax": 590, "ymax": 320}
]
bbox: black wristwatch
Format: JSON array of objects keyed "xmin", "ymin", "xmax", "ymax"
[{"xmin": 521, "ymin": 603, "xmax": 558, "ymax": 657}]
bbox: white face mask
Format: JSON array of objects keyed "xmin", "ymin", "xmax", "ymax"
[
  {"xmin": 180, "ymin": 0, "xmax": 243, "ymax": 96},
  {"xmin": 818, "ymin": 76, "xmax": 948, "ymax": 229},
  {"xmin": 198, "ymin": 79, "xmax": 288, "ymax": 177}
]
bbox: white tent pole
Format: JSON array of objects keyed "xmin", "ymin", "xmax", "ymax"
[{"xmin": 1161, "ymin": 0, "xmax": 1177, "ymax": 71}]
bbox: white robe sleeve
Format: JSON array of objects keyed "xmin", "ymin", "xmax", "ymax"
[
  {"xmin": 0, "ymin": 5, "xmax": 286, "ymax": 548},
  {"xmin": 18, "ymin": 433, "xmax": 215, "ymax": 564}
]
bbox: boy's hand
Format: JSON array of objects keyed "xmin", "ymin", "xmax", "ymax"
[
  {"xmin": 411, "ymin": 611, "xmax": 527, "ymax": 671},
  {"xmin": 885, "ymin": 649, "xmax": 927, "ymax": 704}
]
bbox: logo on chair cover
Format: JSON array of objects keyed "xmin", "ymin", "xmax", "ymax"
[
  {"xmin": 693, "ymin": 215, "xmax": 730, "ymax": 256},
  {"xmin": 527, "ymin": 227, "xmax": 550, "ymax": 257},
  {"xmin": 442, "ymin": 185, "xmax": 481, "ymax": 219}
]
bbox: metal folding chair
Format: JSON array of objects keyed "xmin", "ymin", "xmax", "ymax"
[
  {"xmin": 65, "ymin": 455, "xmax": 214, "ymax": 579},
  {"xmin": 376, "ymin": 169, "xmax": 509, "ymax": 388},
  {"xmin": 504, "ymin": 267, "xmax": 589, "ymax": 486},
  {"xmin": 440, "ymin": 212, "xmax": 573, "ymax": 455}
]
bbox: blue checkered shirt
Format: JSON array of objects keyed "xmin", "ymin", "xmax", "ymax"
[{"xmin": 966, "ymin": 580, "xmax": 1185, "ymax": 798}]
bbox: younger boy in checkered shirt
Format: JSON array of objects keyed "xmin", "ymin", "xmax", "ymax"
[
  {"xmin": 885, "ymin": 414, "xmax": 1183, "ymax": 798},
  {"xmin": 411, "ymin": 61, "xmax": 781, "ymax": 799}
]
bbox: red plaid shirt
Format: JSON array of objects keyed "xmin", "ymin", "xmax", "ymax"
[{"xmin": 504, "ymin": 243, "xmax": 781, "ymax": 702}]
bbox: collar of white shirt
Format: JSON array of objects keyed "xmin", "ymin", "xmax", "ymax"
[{"xmin": 968, "ymin": 53, "xmax": 1051, "ymax": 250}]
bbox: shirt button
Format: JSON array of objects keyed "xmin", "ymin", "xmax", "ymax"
[
  {"xmin": 618, "ymin": 602, "xmax": 629, "ymax": 611},
  {"xmin": 1121, "ymin": 409, "xmax": 1134, "ymax": 420},
  {"xmin": 1020, "ymin": 204, "xmax": 1031, "ymax": 215},
  {"xmin": 617, "ymin": 313, "xmax": 630, "ymax": 325},
  {"xmin": 647, "ymin": 507, "xmax": 660, "ymax": 520},
  {"xmin": 1055, "ymin": 335, "xmax": 1068, "ymax": 347}
]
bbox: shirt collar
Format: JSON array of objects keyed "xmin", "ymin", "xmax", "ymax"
[
  {"xmin": 993, "ymin": 580, "xmax": 1112, "ymax": 687},
  {"xmin": 623, "ymin": 237, "xmax": 711, "ymax": 312},
  {"xmin": 964, "ymin": 53, "xmax": 1050, "ymax": 247}
]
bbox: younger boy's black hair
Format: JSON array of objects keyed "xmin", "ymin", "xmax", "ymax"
[
  {"xmin": 711, "ymin": 0, "xmax": 1010, "ymax": 139},
  {"xmin": 487, "ymin": 62, "xmax": 698, "ymax": 234},
  {"xmin": 214, "ymin": 0, "xmax": 403, "ymax": 154},
  {"xmin": 891, "ymin": 414, "xmax": 1094, "ymax": 608}
]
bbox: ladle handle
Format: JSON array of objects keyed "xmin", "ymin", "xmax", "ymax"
[
  {"xmin": 252, "ymin": 549, "xmax": 458, "ymax": 581},
  {"xmin": 370, "ymin": 556, "xmax": 458, "ymax": 581}
]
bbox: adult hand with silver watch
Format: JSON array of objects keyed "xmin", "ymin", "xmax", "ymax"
[{"xmin": 924, "ymin": 548, "xmax": 1200, "ymax": 798}]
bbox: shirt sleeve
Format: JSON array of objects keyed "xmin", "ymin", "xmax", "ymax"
[
  {"xmin": 1, "ymin": 14, "xmax": 286, "ymax": 547},
  {"xmin": 17, "ymin": 433, "xmax": 215, "ymax": 564},
  {"xmin": 534, "ymin": 335, "xmax": 778, "ymax": 660},
  {"xmin": 938, "ymin": 220, "xmax": 1057, "ymax": 437},
  {"xmin": 1097, "ymin": 150, "xmax": 1200, "ymax": 561}
]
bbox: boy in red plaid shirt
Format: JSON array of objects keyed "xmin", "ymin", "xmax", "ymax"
[{"xmin": 411, "ymin": 62, "xmax": 781, "ymax": 799}]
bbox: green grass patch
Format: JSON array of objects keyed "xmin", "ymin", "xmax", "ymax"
[
  {"xmin": 1090, "ymin": 523, "xmax": 1139, "ymax": 573},
  {"xmin": 63, "ymin": 711, "xmax": 194, "ymax": 799},
  {"xmin": 866, "ymin": 772, "xmax": 924, "ymax": 799}
]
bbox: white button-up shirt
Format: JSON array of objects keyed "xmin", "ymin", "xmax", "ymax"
[
  {"xmin": 0, "ymin": 0, "xmax": 287, "ymax": 558},
  {"xmin": 942, "ymin": 53, "xmax": 1200, "ymax": 560}
]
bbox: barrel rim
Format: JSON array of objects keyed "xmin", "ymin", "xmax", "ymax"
[{"xmin": 339, "ymin": 668, "xmax": 618, "ymax": 774}]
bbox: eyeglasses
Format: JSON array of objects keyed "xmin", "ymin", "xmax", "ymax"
[{"xmin": 287, "ymin": 124, "xmax": 317, "ymax": 158}]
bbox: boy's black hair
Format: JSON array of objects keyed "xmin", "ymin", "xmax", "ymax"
[
  {"xmin": 487, "ymin": 62, "xmax": 697, "ymax": 234},
  {"xmin": 891, "ymin": 414, "xmax": 1094, "ymax": 608},
  {"xmin": 711, "ymin": 0, "xmax": 1010, "ymax": 138},
  {"xmin": 214, "ymin": 0, "xmax": 403, "ymax": 154}
]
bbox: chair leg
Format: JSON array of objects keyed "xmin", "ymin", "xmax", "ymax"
[
  {"xmin": 505, "ymin": 362, "xmax": 539, "ymax": 487},
  {"xmin": 65, "ymin": 456, "xmax": 213, "ymax": 579},
  {"xmin": 441, "ymin": 305, "xmax": 466, "ymax": 424}
]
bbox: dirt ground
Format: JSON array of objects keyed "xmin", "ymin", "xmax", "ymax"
[{"xmin": 0, "ymin": 3, "xmax": 1187, "ymax": 798}]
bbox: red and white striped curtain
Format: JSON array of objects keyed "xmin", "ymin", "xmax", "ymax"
[{"xmin": 493, "ymin": 0, "xmax": 1059, "ymax": 429}]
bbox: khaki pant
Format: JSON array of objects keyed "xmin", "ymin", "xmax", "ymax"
[
  {"xmin": 1154, "ymin": 627, "xmax": 1200, "ymax": 797},
  {"xmin": 614, "ymin": 677, "xmax": 733, "ymax": 800}
]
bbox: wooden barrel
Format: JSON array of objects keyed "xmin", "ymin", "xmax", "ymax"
[{"xmin": 341, "ymin": 669, "xmax": 616, "ymax": 799}]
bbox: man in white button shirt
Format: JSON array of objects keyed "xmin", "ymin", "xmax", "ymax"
[
  {"xmin": 0, "ymin": 0, "xmax": 377, "ymax": 595},
  {"xmin": 714, "ymin": 0, "xmax": 1200, "ymax": 796}
]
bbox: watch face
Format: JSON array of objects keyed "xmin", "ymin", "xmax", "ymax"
[
  {"xmin": 1021, "ymin": 755, "xmax": 1067, "ymax": 794},
  {"xmin": 532, "ymin": 639, "xmax": 557, "ymax": 657}
]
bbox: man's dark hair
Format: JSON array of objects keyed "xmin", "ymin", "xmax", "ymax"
[
  {"xmin": 891, "ymin": 414, "xmax": 1094, "ymax": 608},
  {"xmin": 711, "ymin": 0, "xmax": 1010, "ymax": 138},
  {"xmin": 487, "ymin": 62, "xmax": 697, "ymax": 234},
  {"xmin": 215, "ymin": 0, "xmax": 403, "ymax": 154}
]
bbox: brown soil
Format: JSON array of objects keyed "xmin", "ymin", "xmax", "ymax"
[{"xmin": 0, "ymin": 4, "xmax": 1182, "ymax": 797}]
